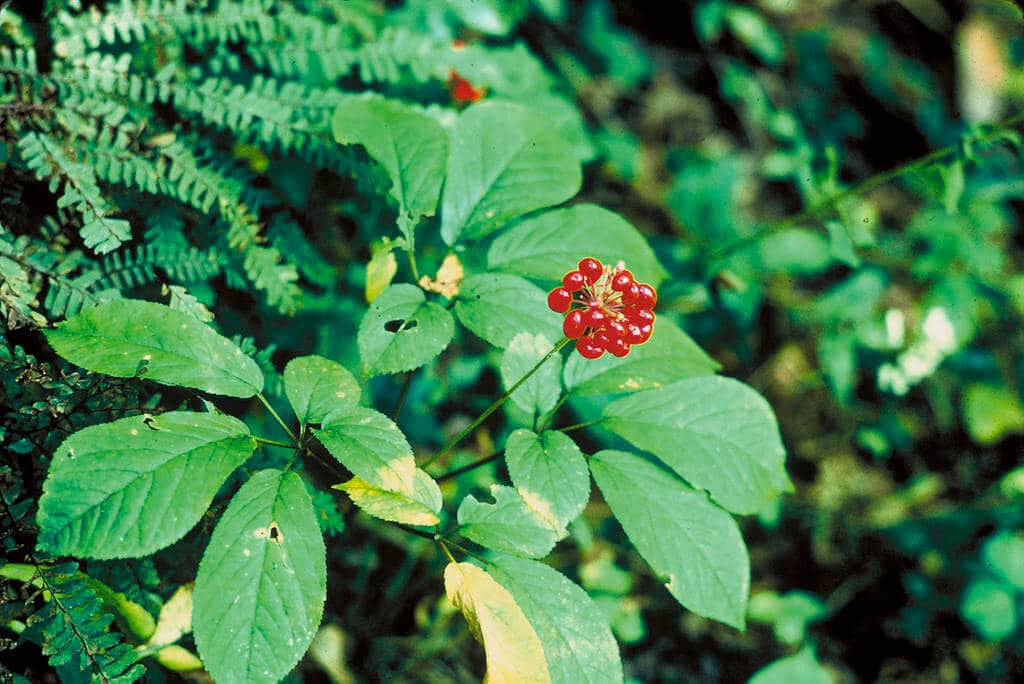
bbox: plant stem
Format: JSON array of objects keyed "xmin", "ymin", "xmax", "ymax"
[
  {"xmin": 406, "ymin": 248, "xmax": 420, "ymax": 281},
  {"xmin": 421, "ymin": 336, "xmax": 572, "ymax": 468},
  {"xmin": 434, "ymin": 450, "xmax": 504, "ymax": 483},
  {"xmin": 711, "ymin": 110, "xmax": 1024, "ymax": 262},
  {"xmin": 256, "ymin": 391, "xmax": 297, "ymax": 444},
  {"xmin": 389, "ymin": 520, "xmax": 437, "ymax": 541},
  {"xmin": 253, "ymin": 435, "xmax": 295, "ymax": 449},
  {"xmin": 559, "ymin": 418, "xmax": 606, "ymax": 432},
  {"xmin": 392, "ymin": 371, "xmax": 414, "ymax": 422},
  {"xmin": 536, "ymin": 392, "xmax": 571, "ymax": 433},
  {"xmin": 437, "ymin": 538, "xmax": 457, "ymax": 564}
]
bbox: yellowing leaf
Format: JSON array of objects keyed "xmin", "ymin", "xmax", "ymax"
[
  {"xmin": 366, "ymin": 248, "xmax": 398, "ymax": 303},
  {"xmin": 419, "ymin": 254, "xmax": 464, "ymax": 299},
  {"xmin": 444, "ymin": 562, "xmax": 551, "ymax": 684},
  {"xmin": 334, "ymin": 469, "xmax": 442, "ymax": 527},
  {"xmin": 148, "ymin": 584, "xmax": 194, "ymax": 648}
]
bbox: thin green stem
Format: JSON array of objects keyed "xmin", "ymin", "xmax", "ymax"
[
  {"xmin": 434, "ymin": 450, "xmax": 504, "ymax": 483},
  {"xmin": 436, "ymin": 538, "xmax": 457, "ymax": 564},
  {"xmin": 389, "ymin": 520, "xmax": 437, "ymax": 541},
  {"xmin": 421, "ymin": 336, "xmax": 572, "ymax": 468},
  {"xmin": 256, "ymin": 391, "xmax": 297, "ymax": 444},
  {"xmin": 253, "ymin": 435, "xmax": 295, "ymax": 449},
  {"xmin": 711, "ymin": 110, "xmax": 1024, "ymax": 262},
  {"xmin": 392, "ymin": 371, "xmax": 415, "ymax": 422},
  {"xmin": 406, "ymin": 248, "xmax": 420, "ymax": 282},
  {"xmin": 536, "ymin": 392, "xmax": 571, "ymax": 433},
  {"xmin": 559, "ymin": 418, "xmax": 606, "ymax": 433}
]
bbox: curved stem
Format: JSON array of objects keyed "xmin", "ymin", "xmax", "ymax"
[
  {"xmin": 421, "ymin": 336, "xmax": 572, "ymax": 468},
  {"xmin": 710, "ymin": 110, "xmax": 1024, "ymax": 262},
  {"xmin": 436, "ymin": 538, "xmax": 457, "ymax": 564},
  {"xmin": 392, "ymin": 371, "xmax": 415, "ymax": 422},
  {"xmin": 256, "ymin": 391, "xmax": 297, "ymax": 444},
  {"xmin": 559, "ymin": 418, "xmax": 606, "ymax": 433},
  {"xmin": 434, "ymin": 450, "xmax": 504, "ymax": 483},
  {"xmin": 536, "ymin": 392, "xmax": 571, "ymax": 433}
]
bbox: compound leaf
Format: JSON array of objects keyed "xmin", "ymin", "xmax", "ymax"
[
  {"xmin": 602, "ymin": 377, "xmax": 790, "ymax": 514},
  {"xmin": 487, "ymin": 204, "xmax": 667, "ymax": 285},
  {"xmin": 194, "ymin": 469, "xmax": 326, "ymax": 684},
  {"xmin": 590, "ymin": 450, "xmax": 749, "ymax": 628},
  {"xmin": 455, "ymin": 273, "xmax": 562, "ymax": 348},
  {"xmin": 487, "ymin": 554, "xmax": 622, "ymax": 684},
  {"xmin": 504, "ymin": 429, "xmax": 589, "ymax": 532},
  {"xmin": 563, "ymin": 320, "xmax": 719, "ymax": 395},
  {"xmin": 457, "ymin": 485, "xmax": 557, "ymax": 558},
  {"xmin": 441, "ymin": 101, "xmax": 581, "ymax": 245},
  {"xmin": 313, "ymin": 407, "xmax": 416, "ymax": 496},
  {"xmin": 283, "ymin": 355, "xmax": 361, "ymax": 425},
  {"xmin": 334, "ymin": 469, "xmax": 442, "ymax": 527},
  {"xmin": 444, "ymin": 561, "xmax": 551, "ymax": 684},
  {"xmin": 357, "ymin": 284, "xmax": 454, "ymax": 375},
  {"xmin": 45, "ymin": 299, "xmax": 263, "ymax": 397},
  {"xmin": 37, "ymin": 411, "xmax": 255, "ymax": 559}
]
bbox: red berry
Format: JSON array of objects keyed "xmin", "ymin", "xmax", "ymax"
[
  {"xmin": 621, "ymin": 282, "xmax": 640, "ymax": 305},
  {"xmin": 593, "ymin": 330, "xmax": 613, "ymax": 349},
  {"xmin": 606, "ymin": 318, "xmax": 627, "ymax": 339},
  {"xmin": 631, "ymin": 309, "xmax": 655, "ymax": 327},
  {"xmin": 635, "ymin": 323, "xmax": 653, "ymax": 343},
  {"xmin": 562, "ymin": 271, "xmax": 586, "ymax": 292},
  {"xmin": 634, "ymin": 283, "xmax": 657, "ymax": 309},
  {"xmin": 583, "ymin": 308, "xmax": 607, "ymax": 328},
  {"xmin": 625, "ymin": 323, "xmax": 645, "ymax": 344},
  {"xmin": 611, "ymin": 270, "xmax": 634, "ymax": 292},
  {"xmin": 563, "ymin": 310, "xmax": 586, "ymax": 338},
  {"xmin": 547, "ymin": 287, "xmax": 572, "ymax": 313},
  {"xmin": 449, "ymin": 70, "xmax": 485, "ymax": 102},
  {"xmin": 607, "ymin": 336, "xmax": 631, "ymax": 357},
  {"xmin": 578, "ymin": 257, "xmax": 603, "ymax": 284},
  {"xmin": 576, "ymin": 335, "xmax": 604, "ymax": 359}
]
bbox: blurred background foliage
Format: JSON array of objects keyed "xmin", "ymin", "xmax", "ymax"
[{"xmin": 1, "ymin": 0, "xmax": 1023, "ymax": 681}]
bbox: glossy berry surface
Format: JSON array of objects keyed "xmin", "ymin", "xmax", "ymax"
[
  {"xmin": 546, "ymin": 256, "xmax": 658, "ymax": 359},
  {"xmin": 449, "ymin": 69, "xmax": 485, "ymax": 103}
]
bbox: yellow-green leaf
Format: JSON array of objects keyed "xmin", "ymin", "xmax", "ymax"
[
  {"xmin": 444, "ymin": 562, "xmax": 551, "ymax": 684},
  {"xmin": 334, "ymin": 469, "xmax": 442, "ymax": 526}
]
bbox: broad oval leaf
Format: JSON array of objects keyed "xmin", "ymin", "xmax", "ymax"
[
  {"xmin": 457, "ymin": 485, "xmax": 557, "ymax": 558},
  {"xmin": 455, "ymin": 273, "xmax": 562, "ymax": 348},
  {"xmin": 283, "ymin": 355, "xmax": 360, "ymax": 425},
  {"xmin": 563, "ymin": 320, "xmax": 719, "ymax": 395},
  {"xmin": 487, "ymin": 554, "xmax": 622, "ymax": 684},
  {"xmin": 504, "ymin": 429, "xmax": 588, "ymax": 532},
  {"xmin": 334, "ymin": 469, "xmax": 442, "ymax": 527},
  {"xmin": 357, "ymin": 284, "xmax": 454, "ymax": 375},
  {"xmin": 36, "ymin": 411, "xmax": 255, "ymax": 559},
  {"xmin": 312, "ymin": 407, "xmax": 416, "ymax": 496},
  {"xmin": 45, "ymin": 299, "xmax": 263, "ymax": 397},
  {"xmin": 444, "ymin": 561, "xmax": 551, "ymax": 684},
  {"xmin": 747, "ymin": 647, "xmax": 833, "ymax": 684},
  {"xmin": 441, "ymin": 101, "xmax": 582, "ymax": 244},
  {"xmin": 194, "ymin": 469, "xmax": 326, "ymax": 684},
  {"xmin": 332, "ymin": 95, "xmax": 447, "ymax": 244},
  {"xmin": 589, "ymin": 450, "xmax": 749, "ymax": 628},
  {"xmin": 487, "ymin": 204, "xmax": 667, "ymax": 285},
  {"xmin": 501, "ymin": 333, "xmax": 563, "ymax": 417},
  {"xmin": 602, "ymin": 377, "xmax": 790, "ymax": 514}
]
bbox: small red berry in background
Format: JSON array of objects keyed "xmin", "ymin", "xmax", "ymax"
[
  {"xmin": 448, "ymin": 69, "xmax": 485, "ymax": 103},
  {"xmin": 547, "ymin": 257, "xmax": 658, "ymax": 359}
]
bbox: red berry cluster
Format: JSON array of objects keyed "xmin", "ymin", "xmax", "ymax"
[{"xmin": 547, "ymin": 257, "xmax": 657, "ymax": 359}]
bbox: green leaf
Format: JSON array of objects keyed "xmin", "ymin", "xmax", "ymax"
[
  {"xmin": 332, "ymin": 95, "xmax": 447, "ymax": 246},
  {"xmin": 487, "ymin": 554, "xmax": 622, "ymax": 684},
  {"xmin": 747, "ymin": 648, "xmax": 833, "ymax": 684},
  {"xmin": 982, "ymin": 532, "xmax": 1024, "ymax": 591},
  {"xmin": 817, "ymin": 332, "xmax": 856, "ymax": 405},
  {"xmin": 444, "ymin": 562, "xmax": 551, "ymax": 683},
  {"xmin": 504, "ymin": 429, "xmax": 589, "ymax": 532},
  {"xmin": 961, "ymin": 578, "xmax": 1017, "ymax": 641},
  {"xmin": 37, "ymin": 411, "xmax": 255, "ymax": 559},
  {"xmin": 194, "ymin": 469, "xmax": 326, "ymax": 684},
  {"xmin": 487, "ymin": 204, "xmax": 667, "ymax": 285},
  {"xmin": 313, "ymin": 407, "xmax": 416, "ymax": 496},
  {"xmin": 334, "ymin": 469, "xmax": 442, "ymax": 527},
  {"xmin": 603, "ymin": 377, "xmax": 790, "ymax": 515},
  {"xmin": 563, "ymin": 320, "xmax": 719, "ymax": 395},
  {"xmin": 590, "ymin": 450, "xmax": 749, "ymax": 628},
  {"xmin": 455, "ymin": 273, "xmax": 562, "ymax": 348},
  {"xmin": 441, "ymin": 101, "xmax": 582, "ymax": 244},
  {"xmin": 45, "ymin": 299, "xmax": 263, "ymax": 398},
  {"xmin": 458, "ymin": 485, "xmax": 558, "ymax": 558},
  {"xmin": 747, "ymin": 591, "xmax": 828, "ymax": 645},
  {"xmin": 357, "ymin": 284, "xmax": 455, "ymax": 375},
  {"xmin": 283, "ymin": 355, "xmax": 361, "ymax": 426},
  {"xmin": 962, "ymin": 383, "xmax": 1024, "ymax": 446},
  {"xmin": 500, "ymin": 333, "xmax": 563, "ymax": 417}
]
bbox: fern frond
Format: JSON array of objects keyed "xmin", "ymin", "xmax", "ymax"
[
  {"xmin": 25, "ymin": 561, "xmax": 145, "ymax": 683},
  {"xmin": 18, "ymin": 132, "xmax": 132, "ymax": 255},
  {"xmin": 0, "ymin": 229, "xmax": 105, "ymax": 320},
  {"xmin": 97, "ymin": 243, "xmax": 223, "ymax": 291}
]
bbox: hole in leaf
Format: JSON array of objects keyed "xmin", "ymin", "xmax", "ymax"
[
  {"xmin": 269, "ymin": 524, "xmax": 280, "ymax": 541},
  {"xmin": 384, "ymin": 318, "xmax": 418, "ymax": 333}
]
